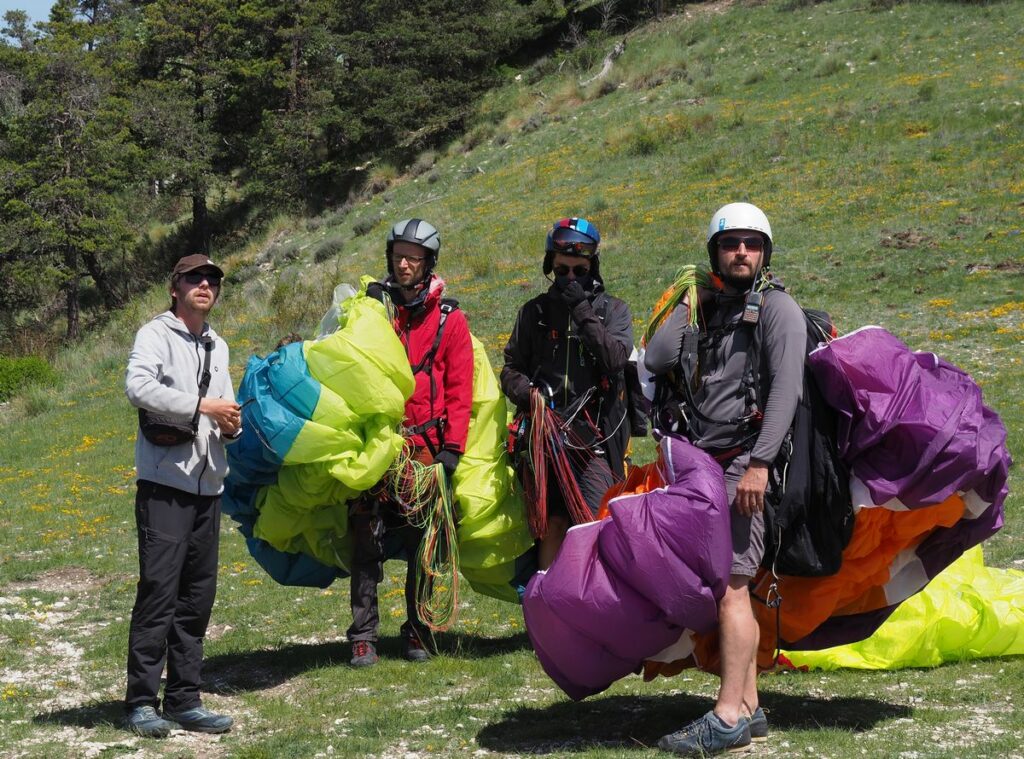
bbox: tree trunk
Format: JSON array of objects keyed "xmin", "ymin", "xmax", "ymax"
[
  {"xmin": 64, "ymin": 246, "xmax": 80, "ymax": 341},
  {"xmin": 82, "ymin": 251, "xmax": 121, "ymax": 310},
  {"xmin": 191, "ymin": 190, "xmax": 209, "ymax": 253},
  {"xmin": 190, "ymin": 75, "xmax": 209, "ymax": 254}
]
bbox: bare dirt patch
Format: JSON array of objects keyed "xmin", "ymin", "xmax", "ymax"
[
  {"xmin": 8, "ymin": 566, "xmax": 105, "ymax": 594},
  {"xmin": 879, "ymin": 229, "xmax": 934, "ymax": 250}
]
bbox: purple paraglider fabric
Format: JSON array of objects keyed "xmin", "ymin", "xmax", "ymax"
[
  {"xmin": 784, "ymin": 326, "xmax": 1010, "ymax": 650},
  {"xmin": 522, "ymin": 326, "xmax": 1010, "ymax": 698},
  {"xmin": 522, "ymin": 436, "xmax": 732, "ymax": 701},
  {"xmin": 809, "ymin": 325, "xmax": 1009, "ymax": 514}
]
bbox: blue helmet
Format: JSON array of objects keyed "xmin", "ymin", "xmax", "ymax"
[{"xmin": 543, "ymin": 217, "xmax": 600, "ymax": 275}]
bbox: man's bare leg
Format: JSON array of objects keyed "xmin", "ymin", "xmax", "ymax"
[{"xmin": 714, "ymin": 575, "xmax": 758, "ymax": 727}]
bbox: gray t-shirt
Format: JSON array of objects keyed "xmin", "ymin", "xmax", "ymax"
[{"xmin": 644, "ymin": 288, "xmax": 806, "ymax": 463}]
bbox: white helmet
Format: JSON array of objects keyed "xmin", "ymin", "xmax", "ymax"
[{"xmin": 706, "ymin": 202, "xmax": 773, "ymax": 272}]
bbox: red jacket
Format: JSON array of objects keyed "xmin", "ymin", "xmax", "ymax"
[{"xmin": 391, "ymin": 275, "xmax": 473, "ymax": 454}]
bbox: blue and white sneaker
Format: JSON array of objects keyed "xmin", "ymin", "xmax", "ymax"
[
  {"xmin": 748, "ymin": 706, "xmax": 768, "ymax": 742},
  {"xmin": 658, "ymin": 710, "xmax": 752, "ymax": 756}
]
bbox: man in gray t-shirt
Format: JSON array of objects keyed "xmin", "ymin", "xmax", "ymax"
[{"xmin": 644, "ymin": 203, "xmax": 806, "ymax": 757}]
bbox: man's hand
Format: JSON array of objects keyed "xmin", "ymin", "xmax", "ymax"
[
  {"xmin": 434, "ymin": 449, "xmax": 460, "ymax": 478},
  {"xmin": 558, "ymin": 279, "xmax": 587, "ymax": 309},
  {"xmin": 366, "ymin": 282, "xmax": 386, "ymax": 303},
  {"xmin": 201, "ymin": 397, "xmax": 242, "ymax": 436},
  {"xmin": 734, "ymin": 460, "xmax": 769, "ymax": 516}
]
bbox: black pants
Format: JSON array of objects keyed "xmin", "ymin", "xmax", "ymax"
[
  {"xmin": 125, "ymin": 480, "xmax": 220, "ymax": 713},
  {"xmin": 544, "ymin": 450, "xmax": 617, "ymax": 522},
  {"xmin": 346, "ymin": 503, "xmax": 429, "ymax": 643}
]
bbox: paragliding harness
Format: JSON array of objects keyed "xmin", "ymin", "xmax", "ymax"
[
  {"xmin": 654, "ymin": 280, "xmax": 854, "ymax": 579},
  {"xmin": 505, "ymin": 292, "xmax": 631, "ymax": 535},
  {"xmin": 402, "ymin": 297, "xmax": 460, "ymax": 458},
  {"xmin": 507, "ymin": 292, "xmax": 629, "ymax": 465}
]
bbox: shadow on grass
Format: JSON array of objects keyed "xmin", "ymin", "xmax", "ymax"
[
  {"xmin": 475, "ymin": 691, "xmax": 912, "ymax": 753},
  {"xmin": 193, "ymin": 631, "xmax": 532, "ymax": 695},
  {"xmin": 33, "ymin": 699, "xmax": 124, "ymax": 730},
  {"xmin": 33, "ymin": 631, "xmax": 534, "ymax": 728}
]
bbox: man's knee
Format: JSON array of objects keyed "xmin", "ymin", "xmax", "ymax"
[{"xmin": 720, "ymin": 576, "xmax": 754, "ymax": 614}]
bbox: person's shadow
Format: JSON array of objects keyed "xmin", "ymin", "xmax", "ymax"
[
  {"xmin": 32, "ymin": 631, "xmax": 534, "ymax": 729},
  {"xmin": 474, "ymin": 690, "xmax": 913, "ymax": 753}
]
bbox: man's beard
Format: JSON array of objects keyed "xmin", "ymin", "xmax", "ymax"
[{"xmin": 720, "ymin": 269, "xmax": 756, "ymax": 291}]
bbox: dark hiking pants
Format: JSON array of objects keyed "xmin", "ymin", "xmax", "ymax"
[
  {"xmin": 125, "ymin": 479, "xmax": 220, "ymax": 713},
  {"xmin": 346, "ymin": 504, "xmax": 428, "ymax": 643}
]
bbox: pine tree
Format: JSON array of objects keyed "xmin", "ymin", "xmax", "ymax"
[{"xmin": 0, "ymin": 0, "xmax": 141, "ymax": 342}]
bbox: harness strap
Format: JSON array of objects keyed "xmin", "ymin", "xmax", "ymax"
[
  {"xmin": 190, "ymin": 336, "xmax": 215, "ymax": 431},
  {"xmin": 405, "ymin": 299, "xmax": 459, "ymax": 454},
  {"xmin": 409, "ymin": 300, "xmax": 456, "ymax": 375}
]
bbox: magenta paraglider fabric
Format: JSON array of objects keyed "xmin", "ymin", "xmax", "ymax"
[{"xmin": 522, "ymin": 436, "xmax": 731, "ymax": 700}]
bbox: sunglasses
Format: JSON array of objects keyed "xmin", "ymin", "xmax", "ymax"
[
  {"xmin": 553, "ymin": 264, "xmax": 591, "ymax": 277},
  {"xmin": 718, "ymin": 235, "xmax": 765, "ymax": 252},
  {"xmin": 182, "ymin": 272, "xmax": 222, "ymax": 287}
]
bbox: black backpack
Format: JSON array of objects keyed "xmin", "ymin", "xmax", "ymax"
[
  {"xmin": 653, "ymin": 287, "xmax": 854, "ymax": 577},
  {"xmin": 756, "ymin": 307, "xmax": 854, "ymax": 577}
]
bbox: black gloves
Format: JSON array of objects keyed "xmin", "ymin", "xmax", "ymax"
[
  {"xmin": 558, "ymin": 278, "xmax": 587, "ymax": 309},
  {"xmin": 434, "ymin": 449, "xmax": 460, "ymax": 478},
  {"xmin": 366, "ymin": 282, "xmax": 385, "ymax": 303}
]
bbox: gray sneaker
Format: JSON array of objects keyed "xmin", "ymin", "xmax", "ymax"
[
  {"xmin": 162, "ymin": 706, "xmax": 233, "ymax": 734},
  {"xmin": 658, "ymin": 710, "xmax": 752, "ymax": 756},
  {"xmin": 748, "ymin": 706, "xmax": 768, "ymax": 742},
  {"xmin": 125, "ymin": 705, "xmax": 179, "ymax": 738}
]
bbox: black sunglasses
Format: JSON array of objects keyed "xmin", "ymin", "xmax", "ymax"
[
  {"xmin": 718, "ymin": 235, "xmax": 765, "ymax": 252},
  {"xmin": 553, "ymin": 264, "xmax": 591, "ymax": 277},
  {"xmin": 182, "ymin": 271, "xmax": 222, "ymax": 287}
]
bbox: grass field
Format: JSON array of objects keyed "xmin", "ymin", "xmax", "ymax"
[{"xmin": 1, "ymin": 0, "xmax": 1021, "ymax": 756}]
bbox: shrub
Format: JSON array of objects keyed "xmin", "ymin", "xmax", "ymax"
[
  {"xmin": 313, "ymin": 234, "xmax": 345, "ymax": 263},
  {"xmin": 352, "ymin": 216, "xmax": 378, "ymax": 237},
  {"xmin": 409, "ymin": 151, "xmax": 437, "ymax": 178},
  {"xmin": 814, "ymin": 55, "xmax": 845, "ymax": 78},
  {"xmin": 0, "ymin": 355, "xmax": 57, "ymax": 402}
]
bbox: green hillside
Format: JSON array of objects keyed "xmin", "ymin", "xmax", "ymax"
[{"xmin": 0, "ymin": 0, "xmax": 1021, "ymax": 756}]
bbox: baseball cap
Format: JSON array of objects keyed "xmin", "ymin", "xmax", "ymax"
[{"xmin": 172, "ymin": 254, "xmax": 225, "ymax": 278}]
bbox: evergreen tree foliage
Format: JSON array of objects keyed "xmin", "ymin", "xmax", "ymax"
[
  {"xmin": 0, "ymin": 0, "xmax": 142, "ymax": 342},
  {"xmin": 0, "ymin": 0, "xmax": 582, "ymax": 345}
]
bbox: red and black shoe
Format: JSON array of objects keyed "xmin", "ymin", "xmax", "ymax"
[
  {"xmin": 350, "ymin": 640, "xmax": 379, "ymax": 668},
  {"xmin": 402, "ymin": 629, "xmax": 431, "ymax": 663}
]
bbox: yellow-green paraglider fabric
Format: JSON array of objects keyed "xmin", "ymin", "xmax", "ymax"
[
  {"xmin": 454, "ymin": 335, "xmax": 534, "ymax": 602},
  {"xmin": 781, "ymin": 547, "xmax": 1024, "ymax": 670},
  {"xmin": 247, "ymin": 287, "xmax": 532, "ymax": 602}
]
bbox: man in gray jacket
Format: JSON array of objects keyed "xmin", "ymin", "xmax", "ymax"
[
  {"xmin": 124, "ymin": 254, "xmax": 241, "ymax": 738},
  {"xmin": 644, "ymin": 203, "xmax": 806, "ymax": 757}
]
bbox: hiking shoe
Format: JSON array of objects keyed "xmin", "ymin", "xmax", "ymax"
[
  {"xmin": 125, "ymin": 705, "xmax": 179, "ymax": 738},
  {"xmin": 402, "ymin": 629, "xmax": 431, "ymax": 662},
  {"xmin": 748, "ymin": 706, "xmax": 768, "ymax": 742},
  {"xmin": 658, "ymin": 710, "xmax": 751, "ymax": 756},
  {"xmin": 162, "ymin": 706, "xmax": 233, "ymax": 734},
  {"xmin": 350, "ymin": 640, "xmax": 379, "ymax": 668}
]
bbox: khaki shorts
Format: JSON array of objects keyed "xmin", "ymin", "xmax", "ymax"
[{"xmin": 722, "ymin": 450, "xmax": 766, "ymax": 579}]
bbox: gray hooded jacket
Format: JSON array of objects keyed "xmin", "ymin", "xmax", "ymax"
[{"xmin": 125, "ymin": 311, "xmax": 237, "ymax": 496}]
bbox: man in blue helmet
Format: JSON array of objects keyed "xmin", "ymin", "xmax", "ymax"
[{"xmin": 501, "ymin": 217, "xmax": 635, "ymax": 569}]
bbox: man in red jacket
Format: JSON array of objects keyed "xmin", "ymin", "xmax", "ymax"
[{"xmin": 348, "ymin": 218, "xmax": 473, "ymax": 667}]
